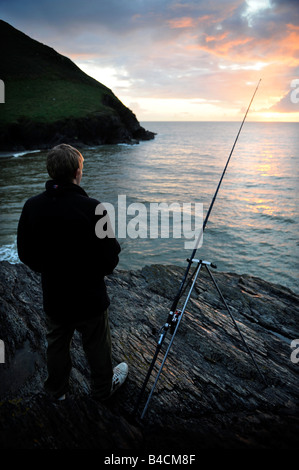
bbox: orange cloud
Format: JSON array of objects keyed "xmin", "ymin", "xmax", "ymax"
[
  {"xmin": 205, "ymin": 32, "xmax": 228, "ymax": 43},
  {"xmin": 167, "ymin": 17, "xmax": 195, "ymax": 29},
  {"xmin": 189, "ymin": 33, "xmax": 254, "ymax": 59},
  {"xmin": 276, "ymin": 24, "xmax": 299, "ymax": 65},
  {"xmin": 167, "ymin": 14, "xmax": 215, "ymax": 30},
  {"xmin": 190, "ymin": 21, "xmax": 299, "ymax": 67}
]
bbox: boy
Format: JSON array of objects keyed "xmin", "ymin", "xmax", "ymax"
[{"xmin": 17, "ymin": 143, "xmax": 128, "ymax": 400}]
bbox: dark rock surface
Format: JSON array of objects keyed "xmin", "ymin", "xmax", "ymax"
[
  {"xmin": 0, "ymin": 260, "xmax": 298, "ymax": 449},
  {"xmin": 0, "ymin": 112, "xmax": 156, "ymax": 152}
]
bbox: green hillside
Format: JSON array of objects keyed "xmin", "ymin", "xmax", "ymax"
[
  {"xmin": 0, "ymin": 20, "xmax": 154, "ymax": 149},
  {"xmin": 2, "ymin": 78, "xmax": 112, "ymax": 124},
  {"xmin": 0, "ymin": 20, "xmax": 121, "ymax": 124}
]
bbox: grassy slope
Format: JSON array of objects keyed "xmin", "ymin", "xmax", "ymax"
[
  {"xmin": 0, "ymin": 20, "xmax": 120, "ymax": 124},
  {"xmin": 3, "ymin": 79, "xmax": 111, "ymax": 123}
]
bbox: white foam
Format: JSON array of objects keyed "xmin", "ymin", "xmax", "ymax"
[
  {"xmin": 0, "ymin": 150, "xmax": 41, "ymax": 159},
  {"xmin": 0, "ymin": 240, "xmax": 20, "ymax": 264}
]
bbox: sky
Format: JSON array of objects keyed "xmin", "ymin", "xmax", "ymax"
[{"xmin": 1, "ymin": 0, "xmax": 299, "ymax": 121}]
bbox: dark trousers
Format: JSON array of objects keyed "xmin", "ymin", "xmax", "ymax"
[{"xmin": 44, "ymin": 309, "xmax": 113, "ymax": 400}]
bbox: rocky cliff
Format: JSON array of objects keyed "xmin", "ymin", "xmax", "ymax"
[
  {"xmin": 0, "ymin": 261, "xmax": 298, "ymax": 449},
  {"xmin": 0, "ymin": 20, "xmax": 155, "ymax": 151}
]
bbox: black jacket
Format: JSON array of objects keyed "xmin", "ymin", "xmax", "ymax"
[{"xmin": 17, "ymin": 180, "xmax": 121, "ymax": 322}]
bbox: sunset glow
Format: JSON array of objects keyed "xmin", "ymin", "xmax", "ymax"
[{"xmin": 2, "ymin": 0, "xmax": 299, "ymax": 121}]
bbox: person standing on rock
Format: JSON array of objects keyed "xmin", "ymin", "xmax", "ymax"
[{"xmin": 17, "ymin": 143, "xmax": 128, "ymax": 401}]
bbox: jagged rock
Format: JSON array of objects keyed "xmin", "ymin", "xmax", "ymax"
[
  {"xmin": 0, "ymin": 260, "xmax": 298, "ymax": 449},
  {"xmin": 0, "ymin": 112, "xmax": 155, "ymax": 151}
]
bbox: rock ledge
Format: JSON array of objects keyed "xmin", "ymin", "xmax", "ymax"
[{"xmin": 0, "ymin": 261, "xmax": 298, "ymax": 449}]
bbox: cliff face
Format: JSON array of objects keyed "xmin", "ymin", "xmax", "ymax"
[
  {"xmin": 0, "ymin": 261, "xmax": 298, "ymax": 449},
  {"xmin": 0, "ymin": 21, "xmax": 155, "ymax": 151}
]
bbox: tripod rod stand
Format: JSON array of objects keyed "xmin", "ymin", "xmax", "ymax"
[
  {"xmin": 202, "ymin": 261, "xmax": 267, "ymax": 386},
  {"xmin": 138, "ymin": 259, "xmax": 267, "ymax": 420}
]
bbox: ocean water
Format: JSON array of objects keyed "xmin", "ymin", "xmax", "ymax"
[{"xmin": 0, "ymin": 121, "xmax": 298, "ymax": 294}]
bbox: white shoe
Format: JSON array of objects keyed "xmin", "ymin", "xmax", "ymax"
[{"xmin": 110, "ymin": 362, "xmax": 128, "ymax": 396}]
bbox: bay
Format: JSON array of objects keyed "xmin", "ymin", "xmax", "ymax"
[{"xmin": 0, "ymin": 121, "xmax": 298, "ymax": 294}]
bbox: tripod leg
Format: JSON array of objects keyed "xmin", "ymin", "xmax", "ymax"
[
  {"xmin": 140, "ymin": 261, "xmax": 203, "ymax": 419},
  {"xmin": 205, "ymin": 265, "xmax": 267, "ymax": 386},
  {"xmin": 132, "ymin": 327, "xmax": 167, "ymax": 416}
]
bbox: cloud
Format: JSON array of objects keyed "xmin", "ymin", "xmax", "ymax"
[
  {"xmin": 1, "ymin": 0, "xmax": 299, "ymax": 120},
  {"xmin": 190, "ymin": 1, "xmax": 299, "ymax": 63}
]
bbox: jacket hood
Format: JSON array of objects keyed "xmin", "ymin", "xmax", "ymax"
[{"xmin": 45, "ymin": 180, "xmax": 88, "ymax": 198}]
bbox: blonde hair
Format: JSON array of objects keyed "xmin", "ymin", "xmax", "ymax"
[{"xmin": 47, "ymin": 144, "xmax": 84, "ymax": 182}]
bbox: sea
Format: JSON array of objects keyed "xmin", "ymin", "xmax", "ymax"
[{"xmin": 0, "ymin": 121, "xmax": 298, "ymax": 294}]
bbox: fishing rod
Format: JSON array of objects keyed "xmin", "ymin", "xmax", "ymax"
[{"xmin": 133, "ymin": 79, "xmax": 262, "ymax": 419}]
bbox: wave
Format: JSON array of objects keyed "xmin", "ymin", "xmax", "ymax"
[
  {"xmin": 0, "ymin": 240, "xmax": 19, "ymax": 264},
  {"xmin": 0, "ymin": 150, "xmax": 41, "ymax": 159},
  {"xmin": 259, "ymin": 213, "xmax": 297, "ymax": 224}
]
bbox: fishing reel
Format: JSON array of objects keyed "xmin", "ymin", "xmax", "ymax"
[
  {"xmin": 170, "ymin": 309, "xmax": 181, "ymax": 334},
  {"xmin": 154, "ymin": 309, "xmax": 182, "ymax": 340}
]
